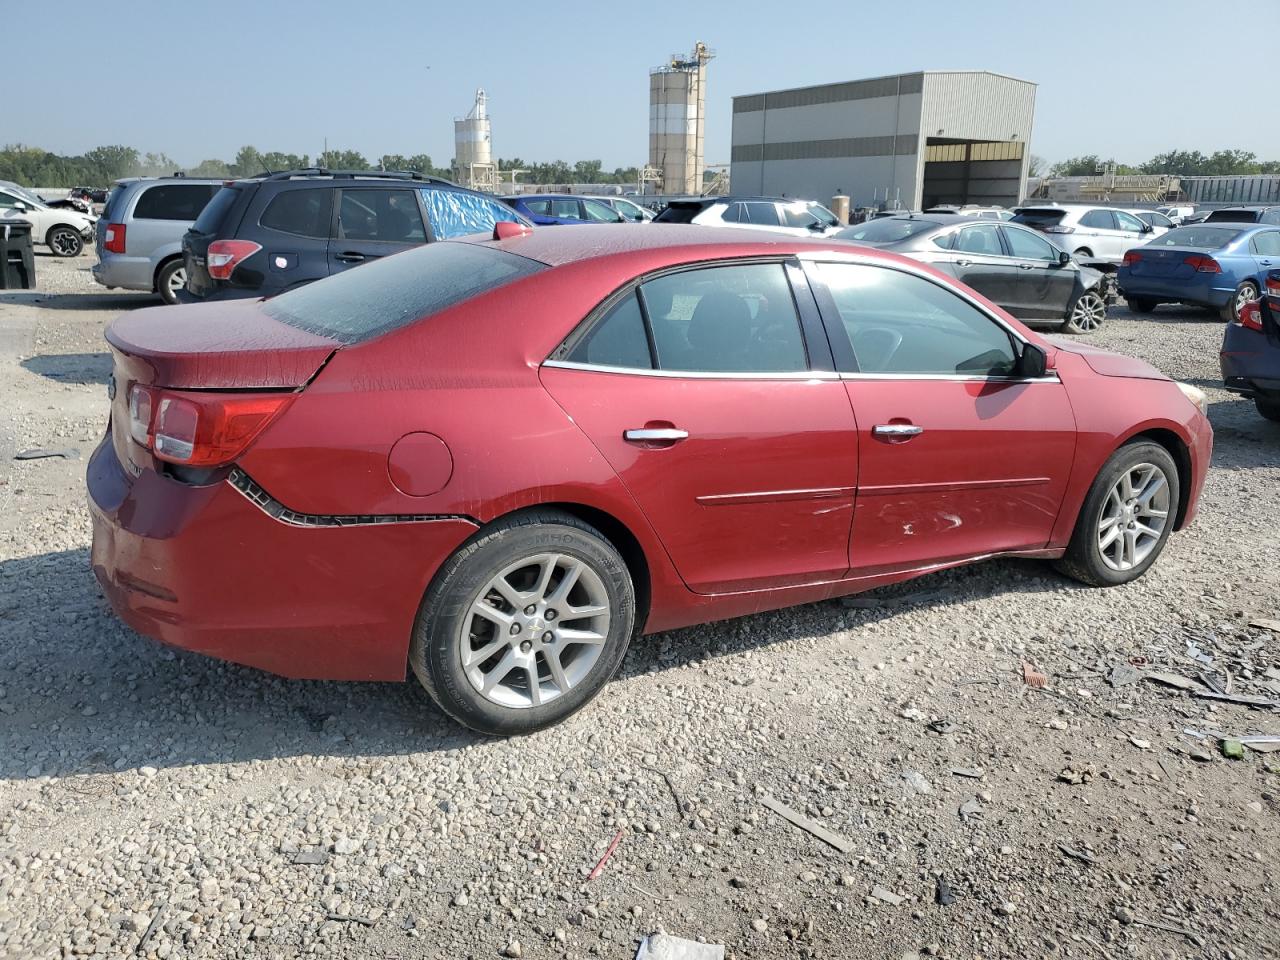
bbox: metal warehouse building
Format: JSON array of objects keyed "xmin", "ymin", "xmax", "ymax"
[{"xmin": 730, "ymin": 71, "xmax": 1036, "ymax": 212}]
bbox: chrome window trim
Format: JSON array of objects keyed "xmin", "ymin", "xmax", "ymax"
[
  {"xmin": 795, "ymin": 249, "xmax": 1033, "ymax": 348},
  {"xmin": 838, "ymin": 371, "xmax": 1061, "ymax": 384},
  {"xmin": 541, "ymin": 359, "xmax": 840, "ymax": 382}
]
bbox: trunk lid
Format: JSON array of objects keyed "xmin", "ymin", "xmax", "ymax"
[{"xmin": 1127, "ymin": 245, "xmax": 1207, "ymax": 279}]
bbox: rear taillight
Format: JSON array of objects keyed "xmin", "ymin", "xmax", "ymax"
[
  {"xmin": 1183, "ymin": 254, "xmax": 1221, "ymax": 274},
  {"xmin": 126, "ymin": 383, "xmax": 291, "ymax": 467},
  {"xmin": 1122, "ymin": 251, "xmax": 1142, "ymax": 266},
  {"xmin": 1236, "ymin": 300, "xmax": 1264, "ymax": 332},
  {"xmin": 1044, "ymin": 225, "xmax": 1074, "ymax": 234},
  {"xmin": 1265, "ymin": 274, "xmax": 1280, "ymax": 299},
  {"xmin": 104, "ymin": 223, "xmax": 126, "ymax": 254},
  {"xmin": 206, "ymin": 240, "xmax": 262, "ymax": 281}
]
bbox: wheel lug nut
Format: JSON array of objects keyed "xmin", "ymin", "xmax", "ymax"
[
  {"xmin": 524, "ymin": 604, "xmax": 536, "ymax": 615},
  {"xmin": 509, "ymin": 622, "xmax": 521, "ymax": 635},
  {"xmin": 542, "ymin": 631, "xmax": 554, "ymax": 642},
  {"xmin": 545, "ymin": 609, "xmax": 557, "ymax": 621},
  {"xmin": 520, "ymin": 640, "xmax": 532, "ymax": 653}
]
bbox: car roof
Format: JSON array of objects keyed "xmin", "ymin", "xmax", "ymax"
[{"xmin": 467, "ymin": 223, "xmax": 849, "ymax": 267}]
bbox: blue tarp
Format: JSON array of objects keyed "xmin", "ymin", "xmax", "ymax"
[{"xmin": 421, "ymin": 188, "xmax": 519, "ymax": 239}]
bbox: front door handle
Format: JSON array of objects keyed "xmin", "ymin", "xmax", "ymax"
[
  {"xmin": 1018, "ymin": 262, "xmax": 1036, "ymax": 270},
  {"xmin": 335, "ymin": 252, "xmax": 367, "ymax": 263},
  {"xmin": 954, "ymin": 258, "xmax": 971, "ymax": 267},
  {"xmin": 873, "ymin": 423, "xmax": 924, "ymax": 441},
  {"xmin": 624, "ymin": 428, "xmax": 688, "ymax": 443}
]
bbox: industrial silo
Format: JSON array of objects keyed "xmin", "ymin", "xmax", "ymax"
[
  {"xmin": 454, "ymin": 89, "xmax": 497, "ymax": 191},
  {"xmin": 649, "ymin": 42, "xmax": 713, "ymax": 196}
]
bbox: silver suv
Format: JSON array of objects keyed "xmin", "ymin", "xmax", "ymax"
[
  {"xmin": 1011, "ymin": 204, "xmax": 1156, "ymax": 265},
  {"xmin": 93, "ymin": 177, "xmax": 223, "ymax": 303}
]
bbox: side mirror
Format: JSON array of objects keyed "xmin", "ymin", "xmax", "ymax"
[
  {"xmin": 1058, "ymin": 250, "xmax": 1072, "ymax": 266},
  {"xmin": 807, "ymin": 221, "xmax": 826, "ymax": 231},
  {"xmin": 1142, "ymin": 224, "xmax": 1153, "ymax": 233},
  {"xmin": 1018, "ymin": 343, "xmax": 1047, "ymax": 379},
  {"xmin": 12, "ymin": 201, "xmax": 26, "ymax": 211}
]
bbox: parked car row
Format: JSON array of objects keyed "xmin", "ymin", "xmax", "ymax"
[{"xmin": 0, "ymin": 179, "xmax": 97, "ymax": 257}]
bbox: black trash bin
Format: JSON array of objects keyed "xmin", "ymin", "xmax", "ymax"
[{"xmin": 0, "ymin": 217, "xmax": 36, "ymax": 289}]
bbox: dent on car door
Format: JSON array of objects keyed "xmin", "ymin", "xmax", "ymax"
[
  {"xmin": 540, "ymin": 260, "xmax": 859, "ymax": 594},
  {"xmin": 805, "ymin": 259, "xmax": 1077, "ymax": 574},
  {"xmin": 1001, "ymin": 226, "xmax": 1077, "ymax": 318}
]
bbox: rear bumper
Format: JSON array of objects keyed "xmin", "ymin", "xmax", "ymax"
[
  {"xmin": 1117, "ymin": 273, "xmax": 1234, "ymax": 308},
  {"xmin": 1220, "ymin": 322, "xmax": 1280, "ymax": 398},
  {"xmin": 87, "ymin": 435, "xmax": 478, "ymax": 681},
  {"xmin": 174, "ymin": 285, "xmax": 263, "ymax": 305},
  {"xmin": 92, "ymin": 255, "xmax": 154, "ymax": 292}
]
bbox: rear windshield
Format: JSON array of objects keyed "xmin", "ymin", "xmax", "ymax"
[
  {"xmin": 835, "ymin": 218, "xmax": 941, "ymax": 243},
  {"xmin": 192, "ymin": 186, "xmax": 241, "ymax": 234},
  {"xmin": 1205, "ymin": 209, "xmax": 1260, "ymax": 223},
  {"xmin": 261, "ymin": 241, "xmax": 545, "ymax": 344},
  {"xmin": 102, "ymin": 184, "xmax": 130, "ymax": 220},
  {"xmin": 1146, "ymin": 226, "xmax": 1244, "ymax": 249},
  {"xmin": 654, "ymin": 203, "xmax": 705, "ymax": 224},
  {"xmin": 1011, "ymin": 209, "xmax": 1067, "ymax": 228}
]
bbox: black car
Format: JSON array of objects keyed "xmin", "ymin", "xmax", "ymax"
[
  {"xmin": 1221, "ymin": 269, "xmax": 1280, "ymax": 422},
  {"xmin": 1205, "ymin": 206, "xmax": 1280, "ymax": 226},
  {"xmin": 833, "ymin": 214, "xmax": 1114, "ymax": 334},
  {"xmin": 180, "ymin": 169, "xmax": 530, "ymax": 303}
]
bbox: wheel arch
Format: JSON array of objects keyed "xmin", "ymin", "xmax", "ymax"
[
  {"xmin": 45, "ymin": 222, "xmax": 84, "ymax": 245},
  {"xmin": 152, "ymin": 252, "xmax": 184, "ymax": 291},
  {"xmin": 1123, "ymin": 427, "xmax": 1193, "ymax": 530}
]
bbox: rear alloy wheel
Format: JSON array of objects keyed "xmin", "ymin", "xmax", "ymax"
[
  {"xmin": 47, "ymin": 226, "xmax": 83, "ymax": 258},
  {"xmin": 1257, "ymin": 397, "xmax": 1280, "ymax": 422},
  {"xmin": 1055, "ymin": 441, "xmax": 1179, "ymax": 587},
  {"xmin": 1127, "ymin": 297, "xmax": 1157, "ymax": 314},
  {"xmin": 410, "ymin": 510, "xmax": 634, "ymax": 735},
  {"xmin": 1222, "ymin": 280, "xmax": 1259, "ymax": 322},
  {"xmin": 156, "ymin": 260, "xmax": 187, "ymax": 306},
  {"xmin": 1061, "ymin": 290, "xmax": 1106, "ymax": 334}
]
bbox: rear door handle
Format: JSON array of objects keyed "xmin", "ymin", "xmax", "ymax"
[
  {"xmin": 873, "ymin": 424, "xmax": 923, "ymax": 440},
  {"xmin": 1260, "ymin": 259, "xmax": 1274, "ymax": 266},
  {"xmin": 624, "ymin": 428, "xmax": 688, "ymax": 442},
  {"xmin": 954, "ymin": 259, "xmax": 971, "ymax": 267},
  {"xmin": 335, "ymin": 252, "xmax": 367, "ymax": 263}
]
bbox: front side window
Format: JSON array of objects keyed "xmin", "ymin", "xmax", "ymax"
[
  {"xmin": 721, "ymin": 203, "xmax": 745, "ymax": 224},
  {"xmin": 338, "ymin": 188, "xmax": 426, "ymax": 243},
  {"xmin": 638, "ymin": 263, "xmax": 807, "ymax": 373},
  {"xmin": 781, "ymin": 203, "xmax": 821, "ymax": 228},
  {"xmin": 0, "ymin": 192, "xmax": 21, "ymax": 209},
  {"xmin": 260, "ymin": 188, "xmax": 333, "ymax": 238},
  {"xmin": 1002, "ymin": 226, "xmax": 1057, "ymax": 261},
  {"xmin": 421, "ymin": 188, "xmax": 519, "ymax": 239},
  {"xmin": 614, "ymin": 198, "xmax": 647, "ymax": 221},
  {"xmin": 583, "ymin": 199, "xmax": 622, "ymax": 223},
  {"xmin": 133, "ymin": 184, "xmax": 217, "ymax": 221},
  {"xmin": 1114, "ymin": 210, "xmax": 1147, "ymax": 233},
  {"xmin": 524, "ymin": 199, "xmax": 551, "ymax": 215},
  {"xmin": 1080, "ymin": 209, "xmax": 1116, "ymax": 230},
  {"xmin": 811, "ymin": 262, "xmax": 1018, "ymax": 377},
  {"xmin": 954, "ymin": 224, "xmax": 1005, "ymax": 256}
]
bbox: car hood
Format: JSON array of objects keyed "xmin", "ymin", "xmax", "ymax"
[{"xmin": 1047, "ymin": 338, "xmax": 1169, "ymax": 381}]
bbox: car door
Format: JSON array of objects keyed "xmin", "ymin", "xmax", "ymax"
[
  {"xmin": 1249, "ymin": 230, "xmax": 1280, "ymax": 273},
  {"xmin": 0, "ymin": 190, "xmax": 50, "ymax": 239},
  {"xmin": 1076, "ymin": 209, "xmax": 1118, "ymax": 258},
  {"xmin": 582, "ymin": 198, "xmax": 625, "ymax": 223},
  {"xmin": 1000, "ymin": 224, "xmax": 1077, "ymax": 319},
  {"xmin": 949, "ymin": 223, "xmax": 1019, "ymax": 309},
  {"xmin": 254, "ymin": 186, "xmax": 335, "ymax": 288},
  {"xmin": 805, "ymin": 258, "xmax": 1077, "ymax": 574},
  {"xmin": 540, "ymin": 259, "xmax": 859, "ymax": 594},
  {"xmin": 1113, "ymin": 209, "xmax": 1151, "ymax": 259},
  {"xmin": 330, "ymin": 186, "xmax": 427, "ymax": 274}
]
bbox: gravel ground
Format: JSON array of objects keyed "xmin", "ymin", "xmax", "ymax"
[{"xmin": 1, "ymin": 252, "xmax": 1277, "ymax": 960}]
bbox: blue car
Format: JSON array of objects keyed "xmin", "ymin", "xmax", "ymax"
[
  {"xmin": 500, "ymin": 194, "xmax": 626, "ymax": 226},
  {"xmin": 1220, "ymin": 269, "xmax": 1280, "ymax": 422},
  {"xmin": 1117, "ymin": 223, "xmax": 1280, "ymax": 321}
]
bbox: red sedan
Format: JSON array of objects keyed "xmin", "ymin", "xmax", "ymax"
[{"xmin": 89, "ymin": 224, "xmax": 1212, "ymax": 735}]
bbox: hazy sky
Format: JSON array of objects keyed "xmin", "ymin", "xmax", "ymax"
[{"xmin": 10, "ymin": 0, "xmax": 1278, "ymax": 169}]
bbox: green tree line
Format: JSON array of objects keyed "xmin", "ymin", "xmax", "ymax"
[
  {"xmin": 1, "ymin": 142, "xmax": 646, "ymax": 187},
  {"xmin": 1048, "ymin": 149, "xmax": 1280, "ymax": 178}
]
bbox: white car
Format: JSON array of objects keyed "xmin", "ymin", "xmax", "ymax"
[
  {"xmin": 1011, "ymin": 203, "xmax": 1158, "ymax": 265},
  {"xmin": 0, "ymin": 180, "xmax": 96, "ymax": 257},
  {"xmin": 589, "ymin": 195, "xmax": 655, "ymax": 222},
  {"xmin": 1125, "ymin": 208, "xmax": 1174, "ymax": 237},
  {"xmin": 654, "ymin": 197, "xmax": 843, "ymax": 237}
]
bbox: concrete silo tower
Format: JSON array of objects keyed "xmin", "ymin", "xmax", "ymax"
[{"xmin": 648, "ymin": 42, "xmax": 714, "ymax": 195}]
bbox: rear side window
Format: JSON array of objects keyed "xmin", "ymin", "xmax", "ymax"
[
  {"xmin": 338, "ymin": 188, "xmax": 426, "ymax": 243},
  {"xmin": 1265, "ymin": 210, "xmax": 1280, "ymax": 225},
  {"xmin": 1011, "ymin": 209, "xmax": 1066, "ymax": 229},
  {"xmin": 524, "ymin": 199, "xmax": 551, "ymax": 215},
  {"xmin": 1205, "ymin": 209, "xmax": 1258, "ymax": 223},
  {"xmin": 420, "ymin": 188, "xmax": 520, "ymax": 240},
  {"xmin": 133, "ymin": 184, "xmax": 217, "ymax": 221},
  {"xmin": 102, "ymin": 183, "xmax": 130, "ymax": 220},
  {"xmin": 1252, "ymin": 232, "xmax": 1280, "ymax": 256},
  {"xmin": 654, "ymin": 203, "xmax": 702, "ymax": 224},
  {"xmin": 192, "ymin": 186, "xmax": 241, "ymax": 234},
  {"xmin": 259, "ymin": 188, "xmax": 333, "ymax": 238},
  {"xmin": 954, "ymin": 224, "xmax": 1005, "ymax": 256},
  {"xmin": 550, "ymin": 199, "xmax": 582, "ymax": 220},
  {"xmin": 744, "ymin": 202, "xmax": 781, "ymax": 226},
  {"xmin": 261, "ymin": 242, "xmax": 545, "ymax": 344},
  {"xmin": 567, "ymin": 293, "xmax": 652, "ymax": 369},
  {"xmin": 1080, "ymin": 209, "xmax": 1115, "ymax": 229}
]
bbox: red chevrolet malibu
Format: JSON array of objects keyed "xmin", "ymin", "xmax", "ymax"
[{"xmin": 89, "ymin": 225, "xmax": 1212, "ymax": 734}]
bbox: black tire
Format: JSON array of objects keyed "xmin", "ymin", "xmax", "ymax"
[
  {"xmin": 1054, "ymin": 440, "xmax": 1180, "ymax": 587},
  {"xmin": 46, "ymin": 226, "xmax": 83, "ymax": 258},
  {"xmin": 1257, "ymin": 397, "xmax": 1280, "ymax": 422},
  {"xmin": 1072, "ymin": 247, "xmax": 1093, "ymax": 260},
  {"xmin": 1127, "ymin": 297, "xmax": 1157, "ymax": 314},
  {"xmin": 409, "ymin": 510, "xmax": 635, "ymax": 736},
  {"xmin": 155, "ymin": 259, "xmax": 186, "ymax": 306},
  {"xmin": 1221, "ymin": 280, "xmax": 1259, "ymax": 322},
  {"xmin": 1060, "ymin": 290, "xmax": 1107, "ymax": 334}
]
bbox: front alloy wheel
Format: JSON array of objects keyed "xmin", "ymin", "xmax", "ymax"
[
  {"xmin": 48, "ymin": 226, "xmax": 83, "ymax": 257},
  {"xmin": 1096, "ymin": 463, "xmax": 1170, "ymax": 571},
  {"xmin": 1062, "ymin": 291, "xmax": 1106, "ymax": 334},
  {"xmin": 410, "ymin": 510, "xmax": 634, "ymax": 735}
]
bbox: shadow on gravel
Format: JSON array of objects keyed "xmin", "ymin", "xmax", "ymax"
[
  {"xmin": 21, "ymin": 352, "xmax": 111, "ymax": 384},
  {"xmin": 0, "ymin": 545, "xmax": 1079, "ymax": 783},
  {"xmin": 0, "ymin": 292, "xmax": 156, "ymax": 311}
]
